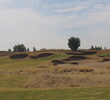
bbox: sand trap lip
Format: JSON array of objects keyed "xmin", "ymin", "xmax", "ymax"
[
  {"xmin": 10, "ymin": 53, "xmax": 28, "ymax": 59},
  {"xmin": 70, "ymin": 62, "xmax": 79, "ymax": 65},
  {"xmin": 63, "ymin": 56, "xmax": 87, "ymax": 61},
  {"xmin": 29, "ymin": 53, "xmax": 55, "ymax": 59},
  {"xmin": 52, "ymin": 60, "xmax": 66, "ymax": 65}
]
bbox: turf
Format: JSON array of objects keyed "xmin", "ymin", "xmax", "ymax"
[
  {"xmin": 0, "ymin": 87, "xmax": 110, "ymax": 100},
  {"xmin": 98, "ymin": 53, "xmax": 110, "ymax": 57}
]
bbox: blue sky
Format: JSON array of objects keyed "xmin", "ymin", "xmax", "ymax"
[{"xmin": 0, "ymin": 0, "xmax": 110, "ymax": 50}]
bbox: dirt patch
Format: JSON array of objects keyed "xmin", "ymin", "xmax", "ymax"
[
  {"xmin": 63, "ymin": 56, "xmax": 87, "ymax": 61},
  {"xmin": 10, "ymin": 53, "xmax": 28, "ymax": 59},
  {"xmin": 29, "ymin": 53, "xmax": 54, "ymax": 59},
  {"xmin": 52, "ymin": 60, "xmax": 66, "ymax": 66}
]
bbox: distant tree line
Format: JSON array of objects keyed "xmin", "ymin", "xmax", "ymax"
[
  {"xmin": 90, "ymin": 45, "xmax": 102, "ymax": 50},
  {"xmin": 8, "ymin": 37, "xmax": 106, "ymax": 52}
]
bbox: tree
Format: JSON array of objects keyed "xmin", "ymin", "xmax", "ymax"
[
  {"xmin": 68, "ymin": 37, "xmax": 80, "ymax": 51},
  {"xmin": 90, "ymin": 45, "xmax": 102, "ymax": 50},
  {"xmin": 26, "ymin": 48, "xmax": 30, "ymax": 52},
  {"xmin": 13, "ymin": 44, "xmax": 26, "ymax": 52},
  {"xmin": 33, "ymin": 47, "xmax": 36, "ymax": 52},
  {"xmin": 90, "ymin": 45, "xmax": 94, "ymax": 50},
  {"xmin": 8, "ymin": 48, "xmax": 12, "ymax": 52}
]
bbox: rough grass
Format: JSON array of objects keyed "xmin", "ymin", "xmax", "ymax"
[
  {"xmin": 0, "ymin": 87, "xmax": 110, "ymax": 100},
  {"xmin": 98, "ymin": 53, "xmax": 110, "ymax": 57},
  {"xmin": 96, "ymin": 57, "xmax": 110, "ymax": 62},
  {"xmin": 0, "ymin": 51, "xmax": 110, "ymax": 89}
]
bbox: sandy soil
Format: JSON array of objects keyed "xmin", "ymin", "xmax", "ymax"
[{"xmin": 58, "ymin": 59, "xmax": 110, "ymax": 72}]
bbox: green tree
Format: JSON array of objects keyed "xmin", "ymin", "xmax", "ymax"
[
  {"xmin": 90, "ymin": 45, "xmax": 94, "ymax": 50},
  {"xmin": 8, "ymin": 48, "xmax": 12, "ymax": 52},
  {"xmin": 13, "ymin": 44, "xmax": 26, "ymax": 52},
  {"xmin": 68, "ymin": 37, "xmax": 80, "ymax": 51},
  {"xmin": 26, "ymin": 48, "xmax": 30, "ymax": 52},
  {"xmin": 33, "ymin": 47, "xmax": 36, "ymax": 52}
]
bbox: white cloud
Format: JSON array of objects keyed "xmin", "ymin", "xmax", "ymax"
[
  {"xmin": 0, "ymin": 0, "xmax": 110, "ymax": 50},
  {"xmin": 0, "ymin": 8, "xmax": 69, "ymax": 50},
  {"xmin": 0, "ymin": 0, "xmax": 12, "ymax": 4},
  {"xmin": 53, "ymin": 6, "xmax": 86, "ymax": 13}
]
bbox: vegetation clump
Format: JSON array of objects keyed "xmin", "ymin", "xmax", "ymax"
[{"xmin": 13, "ymin": 44, "xmax": 27, "ymax": 52}]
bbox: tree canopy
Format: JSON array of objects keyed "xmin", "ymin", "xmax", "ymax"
[
  {"xmin": 68, "ymin": 37, "xmax": 80, "ymax": 51},
  {"xmin": 13, "ymin": 44, "xmax": 26, "ymax": 52}
]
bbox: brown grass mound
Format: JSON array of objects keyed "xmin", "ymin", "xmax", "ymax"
[
  {"xmin": 49, "ymin": 66, "xmax": 94, "ymax": 74},
  {"xmin": 29, "ymin": 53, "xmax": 54, "ymax": 59},
  {"xmin": 52, "ymin": 60, "xmax": 66, "ymax": 66},
  {"xmin": 10, "ymin": 53, "xmax": 28, "ymax": 59},
  {"xmin": 63, "ymin": 56, "xmax": 87, "ymax": 61},
  {"xmin": 0, "ymin": 51, "xmax": 12, "ymax": 56},
  {"xmin": 96, "ymin": 58, "xmax": 110, "ymax": 62},
  {"xmin": 66, "ymin": 51, "xmax": 97, "ymax": 55}
]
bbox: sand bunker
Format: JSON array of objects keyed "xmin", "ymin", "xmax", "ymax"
[
  {"xmin": 52, "ymin": 60, "xmax": 66, "ymax": 65},
  {"xmin": 10, "ymin": 53, "xmax": 28, "ymax": 59},
  {"xmin": 63, "ymin": 56, "xmax": 87, "ymax": 61},
  {"xmin": 70, "ymin": 62, "xmax": 79, "ymax": 65},
  {"xmin": 29, "ymin": 53, "xmax": 54, "ymax": 59}
]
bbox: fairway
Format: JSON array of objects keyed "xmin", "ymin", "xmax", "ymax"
[{"xmin": 0, "ymin": 87, "xmax": 110, "ymax": 100}]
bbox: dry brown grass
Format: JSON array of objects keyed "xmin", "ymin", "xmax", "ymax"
[
  {"xmin": 106, "ymin": 65, "xmax": 110, "ymax": 69},
  {"xmin": 23, "ymin": 72, "xmax": 110, "ymax": 88},
  {"xmin": 96, "ymin": 57, "xmax": 110, "ymax": 62},
  {"xmin": 48, "ymin": 66, "xmax": 94, "ymax": 74}
]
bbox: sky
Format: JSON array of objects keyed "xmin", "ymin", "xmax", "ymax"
[{"xmin": 0, "ymin": 0, "xmax": 110, "ymax": 51}]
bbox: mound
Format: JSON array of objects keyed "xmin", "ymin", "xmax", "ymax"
[
  {"xmin": 0, "ymin": 51, "xmax": 12, "ymax": 56},
  {"xmin": 29, "ymin": 53, "xmax": 54, "ymax": 59},
  {"xmin": 97, "ymin": 58, "xmax": 110, "ymax": 62},
  {"xmin": 10, "ymin": 53, "xmax": 28, "ymax": 59},
  {"xmin": 63, "ymin": 56, "xmax": 87, "ymax": 61},
  {"xmin": 52, "ymin": 60, "xmax": 66, "ymax": 65}
]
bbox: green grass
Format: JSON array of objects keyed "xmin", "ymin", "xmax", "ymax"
[
  {"xmin": 0, "ymin": 87, "xmax": 110, "ymax": 100},
  {"xmin": 0, "ymin": 53, "xmax": 70, "ymax": 70},
  {"xmin": 98, "ymin": 53, "xmax": 110, "ymax": 57}
]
